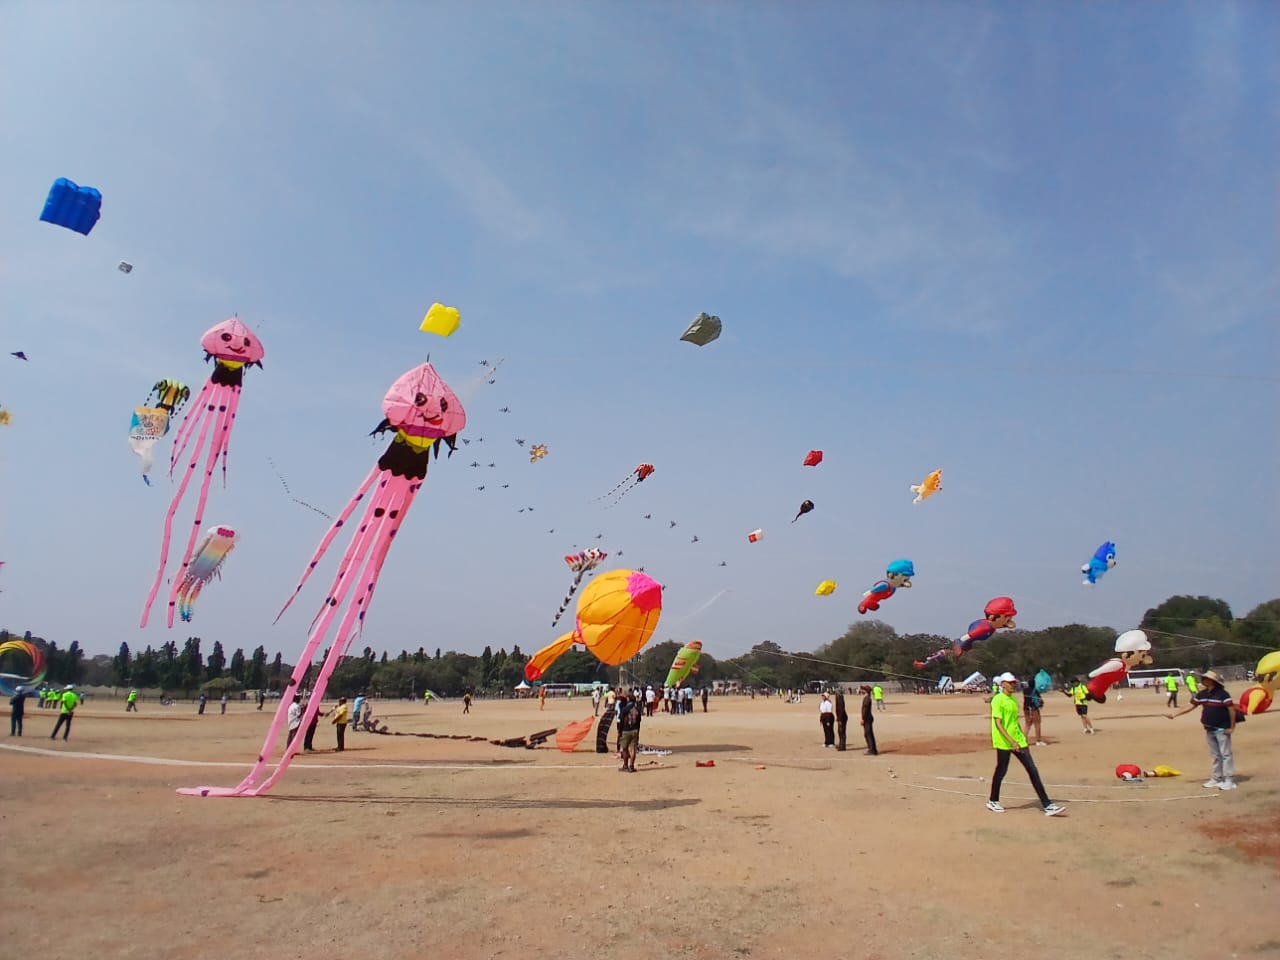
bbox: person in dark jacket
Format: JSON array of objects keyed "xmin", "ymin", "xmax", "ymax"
[
  {"xmin": 9, "ymin": 686, "xmax": 29, "ymax": 736},
  {"xmin": 833, "ymin": 689, "xmax": 849, "ymax": 751},
  {"xmin": 860, "ymin": 686, "xmax": 879, "ymax": 755}
]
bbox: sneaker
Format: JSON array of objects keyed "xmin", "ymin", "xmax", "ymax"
[
  {"xmin": 1034, "ymin": 741, "xmax": 1048, "ymax": 747},
  {"xmin": 1202, "ymin": 779, "xmax": 1223, "ymax": 789},
  {"xmin": 1043, "ymin": 803, "xmax": 1066, "ymax": 817},
  {"xmin": 1217, "ymin": 780, "xmax": 1237, "ymax": 791},
  {"xmin": 985, "ymin": 801, "xmax": 1005, "ymax": 813}
]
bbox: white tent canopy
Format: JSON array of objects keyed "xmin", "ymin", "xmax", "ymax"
[{"xmin": 514, "ymin": 680, "xmax": 531, "ymax": 690}]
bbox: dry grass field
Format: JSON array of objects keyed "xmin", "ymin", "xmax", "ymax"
[{"xmin": 2, "ymin": 690, "xmax": 1276, "ymax": 960}]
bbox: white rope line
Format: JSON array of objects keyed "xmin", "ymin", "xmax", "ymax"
[
  {"xmin": 903, "ymin": 781, "xmax": 1219, "ymax": 803},
  {"xmin": 0, "ymin": 743, "xmax": 619, "ymax": 770}
]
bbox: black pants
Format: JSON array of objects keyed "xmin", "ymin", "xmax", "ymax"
[
  {"xmin": 126, "ymin": 701, "xmax": 138, "ymax": 712},
  {"xmin": 1167, "ymin": 690, "xmax": 1178, "ymax": 708},
  {"xmin": 835, "ymin": 718, "xmax": 847, "ymax": 750},
  {"xmin": 990, "ymin": 748, "xmax": 1051, "ymax": 806},
  {"xmin": 335, "ymin": 723, "xmax": 346, "ymax": 751},
  {"xmin": 304, "ymin": 720, "xmax": 318, "ymax": 750},
  {"xmin": 51, "ymin": 714, "xmax": 72, "ymax": 740},
  {"xmin": 863, "ymin": 720, "xmax": 878, "ymax": 755},
  {"xmin": 820, "ymin": 713, "xmax": 835, "ymax": 746},
  {"xmin": 10, "ymin": 713, "xmax": 23, "ymax": 736},
  {"xmin": 287, "ymin": 726, "xmax": 298, "ymax": 746}
]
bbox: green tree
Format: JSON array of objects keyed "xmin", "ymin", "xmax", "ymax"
[
  {"xmin": 246, "ymin": 646, "xmax": 267, "ymax": 690},
  {"xmin": 1234, "ymin": 600, "xmax": 1280, "ymax": 654},
  {"xmin": 206, "ymin": 640, "xmax": 226, "ymax": 679},
  {"xmin": 181, "ymin": 637, "xmax": 203, "ymax": 690},
  {"xmin": 1141, "ymin": 595, "xmax": 1233, "ymax": 633},
  {"xmin": 228, "ymin": 647, "xmax": 246, "ymax": 681},
  {"xmin": 112, "ymin": 641, "xmax": 132, "ymax": 685}
]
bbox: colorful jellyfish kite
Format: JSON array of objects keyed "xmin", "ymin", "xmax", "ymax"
[
  {"xmin": 419, "ymin": 302, "xmax": 461, "ymax": 337},
  {"xmin": 680, "ymin": 312, "xmax": 721, "ymax": 346},
  {"xmin": 529, "ymin": 443, "xmax": 549, "ymax": 463},
  {"xmin": 0, "ymin": 639, "xmax": 47, "ymax": 698},
  {"xmin": 128, "ymin": 379, "xmax": 191, "ymax": 485},
  {"xmin": 792, "ymin": 499, "xmax": 815, "ymax": 522},
  {"xmin": 910, "ymin": 469, "xmax": 943, "ymax": 504},
  {"xmin": 814, "ymin": 580, "xmax": 836, "ymax": 596},
  {"xmin": 857, "ymin": 559, "xmax": 914, "ymax": 614},
  {"xmin": 914, "ymin": 597, "xmax": 1017, "ymax": 669},
  {"xmin": 803, "ymin": 450, "xmax": 823, "ymax": 467},
  {"xmin": 1085, "ymin": 629, "xmax": 1152, "ymax": 703},
  {"xmin": 552, "ymin": 548, "xmax": 608, "ymax": 627},
  {"xmin": 39, "ymin": 178, "xmax": 101, "ymax": 236},
  {"xmin": 179, "ymin": 361, "xmax": 464, "ymax": 799},
  {"xmin": 665, "ymin": 641, "xmax": 703, "ymax": 687},
  {"xmin": 525, "ymin": 569, "xmax": 663, "ymax": 681},
  {"xmin": 597, "ymin": 463, "xmax": 655, "ymax": 504},
  {"xmin": 141, "ymin": 319, "xmax": 263, "ymax": 628},
  {"xmin": 1082, "ymin": 541, "xmax": 1116, "ymax": 586},
  {"xmin": 175, "ymin": 525, "xmax": 238, "ymax": 622}
]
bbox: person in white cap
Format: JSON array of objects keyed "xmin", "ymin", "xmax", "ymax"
[
  {"xmin": 1167, "ymin": 669, "xmax": 1237, "ymax": 790},
  {"xmin": 987, "ymin": 673, "xmax": 1065, "ymax": 816}
]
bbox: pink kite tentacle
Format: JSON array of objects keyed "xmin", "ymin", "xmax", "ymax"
[
  {"xmin": 165, "ymin": 397, "xmax": 232, "ymax": 627},
  {"xmin": 169, "ymin": 380, "xmax": 215, "ymax": 477},
  {"xmin": 303, "ymin": 485, "xmax": 389, "ymax": 636},
  {"xmin": 218, "ymin": 385, "xmax": 241, "ymax": 488},
  {"xmin": 253, "ymin": 492, "xmax": 410, "ymax": 796},
  {"xmin": 206, "ymin": 484, "xmax": 398, "ymax": 797},
  {"xmin": 342, "ymin": 477, "xmax": 419, "ymax": 649},
  {"xmin": 141, "ymin": 403, "xmax": 217, "ymax": 627},
  {"xmin": 274, "ymin": 464, "xmax": 381, "ymax": 625}
]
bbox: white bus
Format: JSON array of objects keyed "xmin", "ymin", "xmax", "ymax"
[{"xmin": 1125, "ymin": 668, "xmax": 1187, "ymax": 689}]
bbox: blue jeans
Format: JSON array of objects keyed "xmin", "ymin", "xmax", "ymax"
[{"xmin": 1204, "ymin": 727, "xmax": 1234, "ymax": 782}]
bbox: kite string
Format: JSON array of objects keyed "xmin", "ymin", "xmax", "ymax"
[{"xmin": 268, "ymin": 457, "xmax": 333, "ymax": 521}]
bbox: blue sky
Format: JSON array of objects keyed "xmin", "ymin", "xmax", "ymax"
[{"xmin": 2, "ymin": 3, "xmax": 1276, "ymax": 664}]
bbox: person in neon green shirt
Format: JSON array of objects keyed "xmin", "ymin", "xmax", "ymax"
[
  {"xmin": 1164, "ymin": 674, "xmax": 1179, "ymax": 708},
  {"xmin": 871, "ymin": 684, "xmax": 885, "ymax": 712},
  {"xmin": 1185, "ymin": 673, "xmax": 1199, "ymax": 696},
  {"xmin": 126, "ymin": 689, "xmax": 139, "ymax": 712},
  {"xmin": 987, "ymin": 673, "xmax": 1064, "ymax": 816},
  {"xmin": 1066, "ymin": 680, "xmax": 1095, "ymax": 734},
  {"xmin": 50, "ymin": 685, "xmax": 80, "ymax": 741}
]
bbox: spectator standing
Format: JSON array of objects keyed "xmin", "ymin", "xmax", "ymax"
[
  {"xmin": 1023, "ymin": 680, "xmax": 1046, "ymax": 746},
  {"xmin": 286, "ymin": 694, "xmax": 303, "ymax": 746},
  {"xmin": 331, "ymin": 697, "xmax": 349, "ymax": 752},
  {"xmin": 701, "ymin": 687, "xmax": 709, "ymax": 712},
  {"xmin": 463, "ymin": 691, "xmax": 472, "ymax": 714},
  {"xmin": 126, "ymin": 689, "xmax": 139, "ymax": 712},
  {"xmin": 1168, "ymin": 669, "xmax": 1238, "ymax": 791},
  {"xmin": 1164, "ymin": 673, "xmax": 1179, "ymax": 708},
  {"xmin": 10, "ymin": 686, "xmax": 29, "ymax": 736},
  {"xmin": 872, "ymin": 683, "xmax": 885, "ymax": 712},
  {"xmin": 833, "ymin": 688, "xmax": 848, "ymax": 751},
  {"xmin": 198, "ymin": 692, "xmax": 207, "ymax": 715},
  {"xmin": 592, "ymin": 686, "xmax": 602, "ymax": 716},
  {"xmin": 860, "ymin": 686, "xmax": 879, "ymax": 755},
  {"xmin": 818, "ymin": 693, "xmax": 836, "ymax": 748},
  {"xmin": 220, "ymin": 694, "xmax": 228, "ymax": 715},
  {"xmin": 616, "ymin": 692, "xmax": 642, "ymax": 772}
]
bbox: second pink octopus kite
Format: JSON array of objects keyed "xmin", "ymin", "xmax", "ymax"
[{"xmin": 180, "ymin": 361, "xmax": 464, "ymax": 797}]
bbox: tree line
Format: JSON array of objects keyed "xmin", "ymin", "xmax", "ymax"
[{"xmin": 3, "ymin": 594, "xmax": 1275, "ymax": 698}]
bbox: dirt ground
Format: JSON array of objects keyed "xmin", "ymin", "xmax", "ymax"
[{"xmin": 2, "ymin": 689, "xmax": 1276, "ymax": 960}]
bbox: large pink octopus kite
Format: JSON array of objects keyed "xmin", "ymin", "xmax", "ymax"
[
  {"xmin": 180, "ymin": 361, "xmax": 464, "ymax": 797},
  {"xmin": 141, "ymin": 318, "xmax": 264, "ymax": 628}
]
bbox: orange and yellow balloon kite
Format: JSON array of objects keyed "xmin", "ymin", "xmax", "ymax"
[{"xmin": 525, "ymin": 569, "xmax": 663, "ymax": 681}]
